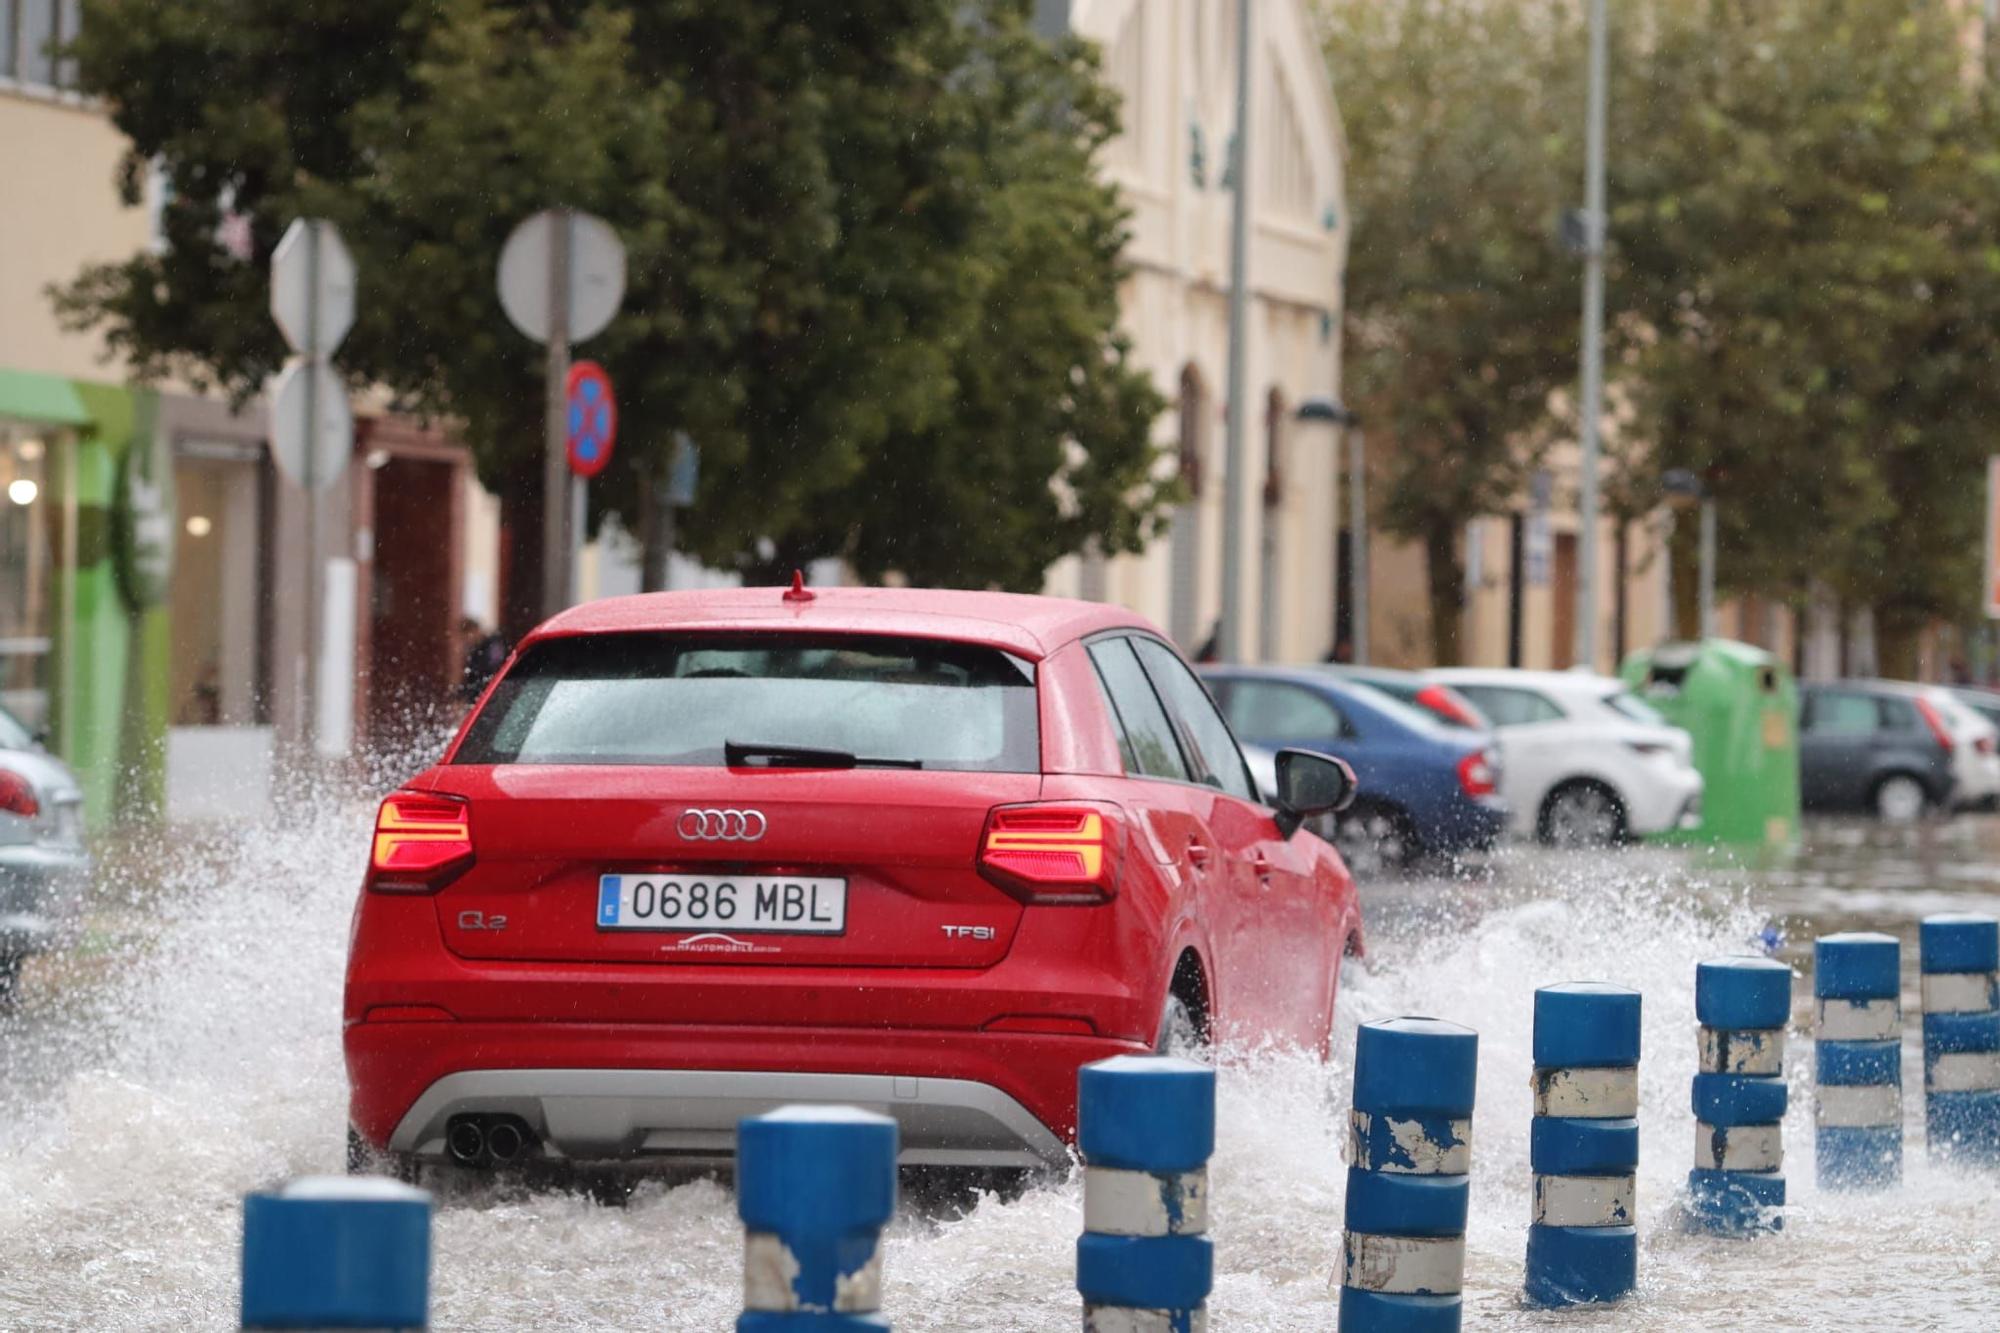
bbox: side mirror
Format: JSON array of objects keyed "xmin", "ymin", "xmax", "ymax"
[{"xmin": 1273, "ymin": 748, "xmax": 1357, "ymax": 839}]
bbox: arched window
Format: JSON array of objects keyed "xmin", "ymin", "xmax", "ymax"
[
  {"xmin": 1263, "ymin": 387, "xmax": 1287, "ymax": 508},
  {"xmin": 1178, "ymin": 365, "xmax": 1207, "ymax": 498}
]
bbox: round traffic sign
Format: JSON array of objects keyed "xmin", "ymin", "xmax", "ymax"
[{"xmin": 565, "ymin": 361, "xmax": 617, "ymax": 478}]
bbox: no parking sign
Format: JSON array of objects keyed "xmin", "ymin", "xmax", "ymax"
[{"xmin": 565, "ymin": 361, "xmax": 616, "ymax": 478}]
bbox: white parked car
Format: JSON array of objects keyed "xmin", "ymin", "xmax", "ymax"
[
  {"xmin": 1429, "ymin": 669, "xmax": 1704, "ymax": 846},
  {"xmin": 1876, "ymin": 682, "xmax": 2000, "ymax": 811}
]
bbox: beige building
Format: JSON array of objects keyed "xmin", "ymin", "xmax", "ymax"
[{"xmin": 1036, "ymin": 0, "xmax": 1350, "ymax": 663}]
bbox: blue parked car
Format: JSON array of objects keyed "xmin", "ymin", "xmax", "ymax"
[{"xmin": 1202, "ymin": 667, "xmax": 1507, "ymax": 872}]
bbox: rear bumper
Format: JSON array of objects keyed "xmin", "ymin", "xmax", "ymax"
[
  {"xmin": 1423, "ymin": 798, "xmax": 1509, "ymax": 853},
  {"xmin": 345, "ymin": 1018, "xmax": 1143, "ymax": 1169},
  {"xmin": 1625, "ymin": 769, "xmax": 1705, "ymax": 837},
  {"xmin": 0, "ymin": 842, "xmax": 89, "ymax": 956}
]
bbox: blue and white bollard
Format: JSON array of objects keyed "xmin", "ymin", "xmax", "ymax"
[
  {"xmin": 738, "ymin": 1106, "xmax": 898, "ymax": 1331},
  {"xmin": 1339, "ymin": 1016, "xmax": 1478, "ymax": 1332},
  {"xmin": 1813, "ymin": 932, "xmax": 1902, "ymax": 1189},
  {"xmin": 1075, "ymin": 1054, "xmax": 1214, "ymax": 1333},
  {"xmin": 1687, "ymin": 955, "xmax": 1790, "ymax": 1234},
  {"xmin": 1920, "ymin": 913, "xmax": 2000, "ymax": 1164},
  {"xmin": 1525, "ymin": 983, "xmax": 1639, "ymax": 1307},
  {"xmin": 240, "ymin": 1177, "xmax": 431, "ymax": 1331}
]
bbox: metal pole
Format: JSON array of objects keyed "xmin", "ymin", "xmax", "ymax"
[
  {"xmin": 1350, "ymin": 428, "xmax": 1370, "ymax": 665},
  {"xmin": 1218, "ymin": 0, "xmax": 1254, "ymax": 661},
  {"xmin": 1660, "ymin": 511, "xmax": 1676, "ymax": 641},
  {"xmin": 1699, "ymin": 497, "xmax": 1717, "ymax": 640},
  {"xmin": 541, "ymin": 210, "xmax": 572, "ymax": 620},
  {"xmin": 1573, "ymin": 0, "xmax": 1609, "ymax": 671},
  {"xmin": 300, "ymin": 223, "xmax": 320, "ymax": 754}
]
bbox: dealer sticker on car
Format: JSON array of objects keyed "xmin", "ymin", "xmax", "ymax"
[{"xmin": 597, "ymin": 874, "xmax": 847, "ymax": 934}]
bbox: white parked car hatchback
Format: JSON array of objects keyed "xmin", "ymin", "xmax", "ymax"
[{"xmin": 1430, "ymin": 669, "xmax": 1704, "ymax": 846}]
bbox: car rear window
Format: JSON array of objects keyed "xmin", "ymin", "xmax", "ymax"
[
  {"xmin": 455, "ymin": 633, "xmax": 1040, "ymax": 772},
  {"xmin": 1604, "ymin": 691, "xmax": 1666, "ymax": 726}
]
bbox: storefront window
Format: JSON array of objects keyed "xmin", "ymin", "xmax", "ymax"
[
  {"xmin": 0, "ymin": 424, "xmax": 51, "ymax": 729},
  {"xmin": 169, "ymin": 443, "xmax": 269, "ymax": 726}
]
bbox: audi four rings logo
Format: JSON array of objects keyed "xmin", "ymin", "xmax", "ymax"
[{"xmin": 678, "ymin": 808, "xmax": 768, "ymax": 841}]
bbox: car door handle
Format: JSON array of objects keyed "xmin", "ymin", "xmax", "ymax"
[{"xmin": 1186, "ymin": 839, "xmax": 1211, "ymax": 871}]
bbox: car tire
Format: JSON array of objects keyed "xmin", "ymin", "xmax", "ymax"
[
  {"xmin": 1334, "ymin": 801, "xmax": 1418, "ymax": 876},
  {"xmin": 1538, "ymin": 781, "xmax": 1627, "ymax": 849},
  {"xmin": 1155, "ymin": 991, "xmax": 1205, "ymax": 1056},
  {"xmin": 346, "ymin": 1126, "xmax": 420, "ymax": 1183},
  {"xmin": 1872, "ymin": 773, "xmax": 1930, "ymax": 823}
]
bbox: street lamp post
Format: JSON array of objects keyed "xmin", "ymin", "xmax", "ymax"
[
  {"xmin": 1219, "ymin": 0, "xmax": 1255, "ymax": 662},
  {"xmin": 1573, "ymin": 0, "xmax": 1610, "ymax": 670}
]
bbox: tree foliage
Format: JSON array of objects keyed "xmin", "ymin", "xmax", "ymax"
[
  {"xmin": 1322, "ymin": 0, "xmax": 1587, "ymax": 664},
  {"xmin": 57, "ymin": 0, "xmax": 1165, "ymax": 633},
  {"xmin": 1325, "ymin": 0, "xmax": 2000, "ymax": 667}
]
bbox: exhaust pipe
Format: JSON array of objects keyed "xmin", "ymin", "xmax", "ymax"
[
  {"xmin": 446, "ymin": 1117, "xmax": 486, "ymax": 1166},
  {"xmin": 486, "ymin": 1118, "xmax": 527, "ymax": 1165}
]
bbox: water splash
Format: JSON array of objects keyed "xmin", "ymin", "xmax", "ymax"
[{"xmin": 0, "ymin": 813, "xmax": 1995, "ymax": 1330}]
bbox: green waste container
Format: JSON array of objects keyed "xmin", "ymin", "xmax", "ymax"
[{"xmin": 1619, "ymin": 638, "xmax": 1800, "ymax": 849}]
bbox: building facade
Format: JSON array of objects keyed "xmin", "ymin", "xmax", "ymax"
[{"xmin": 1035, "ymin": 0, "xmax": 1350, "ymax": 662}]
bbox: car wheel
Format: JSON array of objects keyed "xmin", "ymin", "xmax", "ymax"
[
  {"xmin": 1335, "ymin": 802, "xmax": 1417, "ymax": 876},
  {"xmin": 1873, "ymin": 773, "xmax": 1929, "ymax": 823},
  {"xmin": 1539, "ymin": 781, "xmax": 1626, "ymax": 848},
  {"xmin": 346, "ymin": 1126, "xmax": 420, "ymax": 1183},
  {"xmin": 1155, "ymin": 991, "xmax": 1205, "ymax": 1056}
]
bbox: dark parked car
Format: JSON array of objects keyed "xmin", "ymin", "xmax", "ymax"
[
  {"xmin": 1202, "ymin": 667, "xmax": 1505, "ymax": 873},
  {"xmin": 1798, "ymin": 681, "xmax": 1955, "ymax": 819}
]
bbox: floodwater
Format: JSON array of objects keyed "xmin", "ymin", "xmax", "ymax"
[{"xmin": 1, "ymin": 799, "xmax": 1996, "ymax": 1330}]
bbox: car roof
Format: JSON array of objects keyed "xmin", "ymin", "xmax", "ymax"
[
  {"xmin": 1312, "ymin": 663, "xmax": 1419, "ymax": 685},
  {"xmin": 525, "ymin": 585, "xmax": 1161, "ymax": 661},
  {"xmin": 1432, "ymin": 667, "xmax": 1620, "ymax": 695}
]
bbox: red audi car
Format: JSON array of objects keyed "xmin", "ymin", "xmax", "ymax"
[{"xmin": 344, "ymin": 585, "xmax": 1363, "ymax": 1175}]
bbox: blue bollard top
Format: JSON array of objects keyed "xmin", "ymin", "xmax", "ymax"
[
  {"xmin": 1695, "ymin": 956, "xmax": 1792, "ymax": 1031},
  {"xmin": 1920, "ymin": 914, "xmax": 1999, "ymax": 976},
  {"xmin": 1533, "ymin": 982, "xmax": 1641, "ymax": 1070},
  {"xmin": 241, "ymin": 1177, "xmax": 431, "ymax": 1331},
  {"xmin": 1814, "ymin": 932, "xmax": 1900, "ymax": 1000},
  {"xmin": 1077, "ymin": 1054, "xmax": 1215, "ymax": 1173},
  {"xmin": 1353, "ymin": 1016, "xmax": 1478, "ymax": 1117},
  {"xmin": 737, "ymin": 1106, "xmax": 898, "ymax": 1237}
]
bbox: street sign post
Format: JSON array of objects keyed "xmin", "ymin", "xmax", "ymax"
[
  {"xmin": 269, "ymin": 218, "xmax": 357, "ymax": 759},
  {"xmin": 498, "ymin": 209, "xmax": 626, "ymax": 617}
]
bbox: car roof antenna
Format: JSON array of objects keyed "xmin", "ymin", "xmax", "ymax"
[{"xmin": 783, "ymin": 568, "xmax": 815, "ymax": 604}]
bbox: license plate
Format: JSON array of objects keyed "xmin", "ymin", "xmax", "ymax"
[{"xmin": 596, "ymin": 874, "xmax": 847, "ymax": 935}]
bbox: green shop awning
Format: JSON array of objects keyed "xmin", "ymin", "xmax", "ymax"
[{"xmin": 0, "ymin": 367, "xmax": 92, "ymax": 429}]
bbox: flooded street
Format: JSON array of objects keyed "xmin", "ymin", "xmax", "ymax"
[{"xmin": 1, "ymin": 806, "xmax": 1996, "ymax": 1330}]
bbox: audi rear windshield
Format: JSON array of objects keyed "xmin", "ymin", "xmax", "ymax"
[{"xmin": 454, "ymin": 632, "xmax": 1040, "ymax": 772}]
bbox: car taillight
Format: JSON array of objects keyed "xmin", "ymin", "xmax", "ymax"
[
  {"xmin": 1915, "ymin": 698, "xmax": 1956, "ymax": 756},
  {"xmin": 1626, "ymin": 740, "xmax": 1672, "ymax": 757},
  {"xmin": 370, "ymin": 792, "xmax": 472, "ymax": 891},
  {"xmin": 1456, "ymin": 748, "xmax": 1499, "ymax": 799},
  {"xmin": 1415, "ymin": 684, "xmax": 1484, "ymax": 730},
  {"xmin": 0, "ymin": 771, "xmax": 37, "ymax": 819},
  {"xmin": 978, "ymin": 804, "xmax": 1120, "ymax": 904}
]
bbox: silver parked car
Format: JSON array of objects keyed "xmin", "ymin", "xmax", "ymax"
[{"xmin": 0, "ymin": 705, "xmax": 88, "ymax": 1004}]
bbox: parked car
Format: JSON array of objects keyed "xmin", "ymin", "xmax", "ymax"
[
  {"xmin": 344, "ymin": 588, "xmax": 1363, "ymax": 1178},
  {"xmin": 1201, "ymin": 667, "xmax": 1506, "ymax": 872},
  {"xmin": 0, "ymin": 705, "xmax": 89, "ymax": 1005},
  {"xmin": 1797, "ymin": 680, "xmax": 1956, "ymax": 819},
  {"xmin": 1921, "ymin": 687, "xmax": 2000, "ymax": 810},
  {"xmin": 1429, "ymin": 669, "xmax": 1704, "ymax": 846},
  {"xmin": 1311, "ymin": 664, "xmax": 1489, "ymax": 731}
]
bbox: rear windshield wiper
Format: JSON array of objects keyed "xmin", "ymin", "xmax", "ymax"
[{"xmin": 724, "ymin": 741, "xmax": 924, "ymax": 770}]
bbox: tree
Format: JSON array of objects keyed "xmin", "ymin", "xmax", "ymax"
[
  {"xmin": 1614, "ymin": 0, "xmax": 2000, "ymax": 672},
  {"xmin": 1322, "ymin": 0, "xmax": 1588, "ymax": 664},
  {"xmin": 57, "ymin": 0, "xmax": 1165, "ymax": 635}
]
